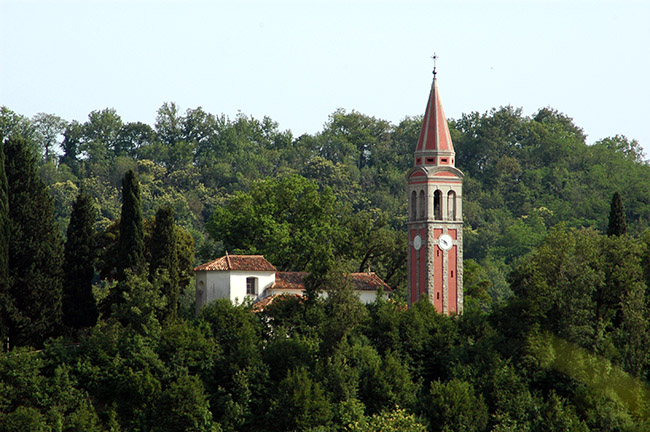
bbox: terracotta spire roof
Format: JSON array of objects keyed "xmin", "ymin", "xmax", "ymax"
[
  {"xmin": 194, "ymin": 255, "xmax": 276, "ymax": 272},
  {"xmin": 414, "ymin": 71, "xmax": 455, "ymax": 166}
]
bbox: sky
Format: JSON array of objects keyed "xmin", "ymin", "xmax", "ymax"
[{"xmin": 1, "ymin": 0, "xmax": 649, "ymax": 155}]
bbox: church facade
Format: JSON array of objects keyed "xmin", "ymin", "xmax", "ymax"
[{"xmin": 406, "ymin": 69, "xmax": 464, "ymax": 314}]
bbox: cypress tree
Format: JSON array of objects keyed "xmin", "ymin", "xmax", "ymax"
[
  {"xmin": 117, "ymin": 169, "xmax": 145, "ymax": 279},
  {"xmin": 150, "ymin": 205, "xmax": 179, "ymax": 321},
  {"xmin": 62, "ymin": 188, "xmax": 99, "ymax": 330},
  {"xmin": 4, "ymin": 137, "xmax": 64, "ymax": 348},
  {"xmin": 607, "ymin": 192, "xmax": 627, "ymax": 236},
  {"xmin": 0, "ymin": 142, "xmax": 10, "ymax": 348}
]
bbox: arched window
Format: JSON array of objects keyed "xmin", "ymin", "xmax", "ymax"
[
  {"xmin": 419, "ymin": 190, "xmax": 425, "ymax": 219},
  {"xmin": 447, "ymin": 190, "xmax": 456, "ymax": 220},
  {"xmin": 246, "ymin": 277, "xmax": 258, "ymax": 295},
  {"xmin": 411, "ymin": 191, "xmax": 417, "ymax": 221},
  {"xmin": 433, "ymin": 190, "xmax": 442, "ymax": 220}
]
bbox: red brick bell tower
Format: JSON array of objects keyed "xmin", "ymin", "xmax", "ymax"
[{"xmin": 406, "ymin": 62, "xmax": 463, "ymax": 314}]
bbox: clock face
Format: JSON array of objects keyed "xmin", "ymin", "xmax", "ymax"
[
  {"xmin": 413, "ymin": 234, "xmax": 422, "ymax": 251},
  {"xmin": 438, "ymin": 234, "xmax": 453, "ymax": 251}
]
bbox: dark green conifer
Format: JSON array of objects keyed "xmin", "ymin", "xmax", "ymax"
[
  {"xmin": 0, "ymin": 142, "xmax": 10, "ymax": 348},
  {"xmin": 150, "ymin": 205, "xmax": 179, "ymax": 321},
  {"xmin": 117, "ymin": 169, "xmax": 145, "ymax": 279},
  {"xmin": 607, "ymin": 192, "xmax": 627, "ymax": 236},
  {"xmin": 62, "ymin": 188, "xmax": 99, "ymax": 330},
  {"xmin": 3, "ymin": 137, "xmax": 64, "ymax": 348}
]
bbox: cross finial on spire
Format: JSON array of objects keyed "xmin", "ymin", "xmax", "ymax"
[{"xmin": 431, "ymin": 53, "xmax": 438, "ymax": 77}]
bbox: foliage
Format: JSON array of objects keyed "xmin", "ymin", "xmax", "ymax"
[
  {"xmin": 150, "ymin": 205, "xmax": 180, "ymax": 322},
  {"xmin": 117, "ymin": 169, "xmax": 145, "ymax": 279},
  {"xmin": 348, "ymin": 406, "xmax": 427, "ymax": 432},
  {"xmin": 0, "ymin": 141, "xmax": 9, "ymax": 346},
  {"xmin": 3, "ymin": 100, "xmax": 650, "ymax": 430},
  {"xmin": 207, "ymin": 174, "xmax": 341, "ymax": 272},
  {"xmin": 423, "ymin": 378, "xmax": 489, "ymax": 432},
  {"xmin": 3, "ymin": 136, "xmax": 64, "ymax": 348},
  {"xmin": 607, "ymin": 191, "xmax": 627, "ymax": 236},
  {"xmin": 63, "ymin": 188, "xmax": 99, "ymax": 330}
]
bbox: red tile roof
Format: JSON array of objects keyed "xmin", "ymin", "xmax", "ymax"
[
  {"xmin": 273, "ymin": 272, "xmax": 309, "ymax": 291},
  {"xmin": 416, "ymin": 77, "xmax": 455, "ymax": 155},
  {"xmin": 194, "ymin": 254, "xmax": 276, "ymax": 272},
  {"xmin": 347, "ymin": 272, "xmax": 392, "ymax": 291},
  {"xmin": 251, "ymin": 293, "xmax": 304, "ymax": 312},
  {"xmin": 272, "ymin": 271, "xmax": 391, "ymax": 292}
]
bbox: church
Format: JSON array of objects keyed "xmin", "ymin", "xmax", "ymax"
[
  {"xmin": 194, "ymin": 253, "xmax": 391, "ymax": 312},
  {"xmin": 194, "ymin": 66, "xmax": 463, "ymax": 314}
]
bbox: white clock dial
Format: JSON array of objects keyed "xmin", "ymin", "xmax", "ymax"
[
  {"xmin": 413, "ymin": 234, "xmax": 422, "ymax": 251},
  {"xmin": 438, "ymin": 233, "xmax": 453, "ymax": 251}
]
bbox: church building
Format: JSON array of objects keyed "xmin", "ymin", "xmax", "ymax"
[
  {"xmin": 407, "ymin": 66, "xmax": 464, "ymax": 314},
  {"xmin": 194, "ymin": 253, "xmax": 390, "ymax": 313},
  {"xmin": 194, "ymin": 65, "xmax": 462, "ymax": 315}
]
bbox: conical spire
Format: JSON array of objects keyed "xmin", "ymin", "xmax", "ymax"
[{"xmin": 414, "ymin": 70, "xmax": 455, "ymax": 167}]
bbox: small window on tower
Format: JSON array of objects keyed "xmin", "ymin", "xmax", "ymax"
[
  {"xmin": 451, "ymin": 270, "xmax": 454, "ymax": 278},
  {"xmin": 416, "ymin": 158, "xmax": 421, "ymax": 164},
  {"xmin": 441, "ymin": 158, "xmax": 448, "ymax": 163},
  {"xmin": 437, "ymin": 292, "xmax": 440, "ymax": 300},
  {"xmin": 426, "ymin": 157, "xmax": 434, "ymax": 164}
]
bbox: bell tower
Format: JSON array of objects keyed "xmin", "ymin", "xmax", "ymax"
[{"xmin": 406, "ymin": 62, "xmax": 463, "ymax": 314}]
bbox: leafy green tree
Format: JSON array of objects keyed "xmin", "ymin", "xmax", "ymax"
[
  {"xmin": 155, "ymin": 374, "xmax": 218, "ymax": 432},
  {"xmin": 423, "ymin": 379, "xmax": 488, "ymax": 432},
  {"xmin": 0, "ymin": 107, "xmax": 34, "ymax": 145},
  {"xmin": 207, "ymin": 174, "xmax": 341, "ymax": 272},
  {"xmin": 318, "ymin": 109, "xmax": 392, "ymax": 169},
  {"xmin": 4, "ymin": 137, "xmax": 64, "ymax": 348},
  {"xmin": 32, "ymin": 112, "xmax": 66, "ymax": 161},
  {"xmin": 342, "ymin": 209, "xmax": 406, "ymax": 285},
  {"xmin": 62, "ymin": 188, "xmax": 99, "ymax": 331},
  {"xmin": 508, "ymin": 227, "xmax": 601, "ymax": 349},
  {"xmin": 594, "ymin": 134, "xmax": 646, "ymax": 163},
  {"xmin": 111, "ymin": 270, "xmax": 164, "ymax": 335},
  {"xmin": 607, "ymin": 192, "xmax": 627, "ymax": 236},
  {"xmin": 349, "ymin": 406, "xmax": 427, "ymax": 432},
  {"xmin": 266, "ymin": 366, "xmax": 333, "ymax": 431},
  {"xmin": 199, "ymin": 300, "xmax": 265, "ymax": 431},
  {"xmin": 0, "ymin": 406, "xmax": 47, "ymax": 432},
  {"xmin": 81, "ymin": 108, "xmax": 123, "ymax": 164},
  {"xmin": 59, "ymin": 120, "xmax": 84, "ymax": 174},
  {"xmin": 115, "ymin": 121, "xmax": 156, "ymax": 158}
]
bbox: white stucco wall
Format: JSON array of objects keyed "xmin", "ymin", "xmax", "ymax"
[
  {"xmin": 196, "ymin": 269, "xmax": 380, "ymax": 312},
  {"xmin": 195, "ymin": 270, "xmax": 276, "ymax": 311},
  {"xmin": 229, "ymin": 271, "xmax": 275, "ymax": 303},
  {"xmin": 316, "ymin": 289, "xmax": 378, "ymax": 304},
  {"xmin": 357, "ymin": 291, "xmax": 378, "ymax": 304}
]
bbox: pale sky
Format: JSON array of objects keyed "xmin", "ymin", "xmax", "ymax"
[{"xmin": 1, "ymin": 0, "xmax": 649, "ymax": 155}]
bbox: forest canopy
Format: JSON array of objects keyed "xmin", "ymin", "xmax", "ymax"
[{"xmin": 1, "ymin": 102, "xmax": 650, "ymax": 431}]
